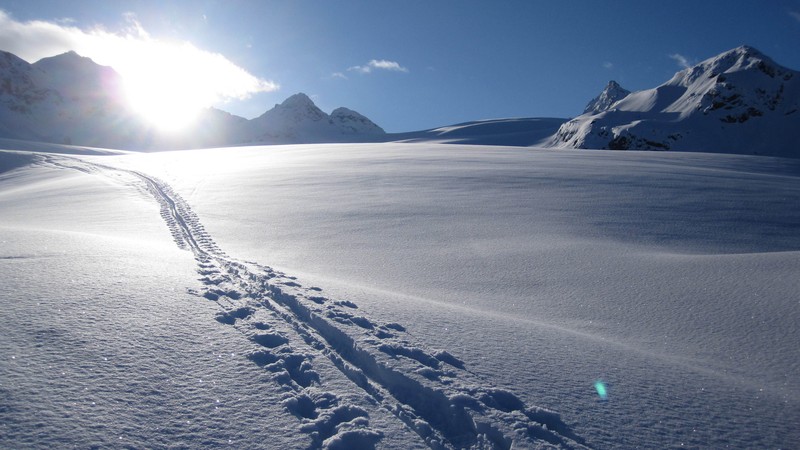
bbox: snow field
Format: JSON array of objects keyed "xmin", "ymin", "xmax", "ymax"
[
  {"xmin": 0, "ymin": 159, "xmax": 301, "ymax": 448},
  {"xmin": 2, "ymin": 142, "xmax": 799, "ymax": 448},
  {"xmin": 103, "ymin": 143, "xmax": 799, "ymax": 448}
]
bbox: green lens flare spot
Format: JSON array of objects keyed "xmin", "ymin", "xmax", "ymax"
[{"xmin": 594, "ymin": 380, "xmax": 608, "ymax": 400}]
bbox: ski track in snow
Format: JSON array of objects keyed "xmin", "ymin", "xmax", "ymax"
[{"xmin": 40, "ymin": 154, "xmax": 588, "ymax": 450}]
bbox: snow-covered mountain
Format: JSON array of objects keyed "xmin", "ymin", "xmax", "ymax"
[
  {"xmin": 583, "ymin": 80, "xmax": 631, "ymax": 114},
  {"xmin": 0, "ymin": 50, "xmax": 385, "ymax": 149},
  {"xmin": 546, "ymin": 46, "xmax": 800, "ymax": 157},
  {"xmin": 4, "ymin": 47, "xmax": 799, "ymax": 156},
  {"xmin": 0, "ymin": 50, "xmax": 152, "ymax": 148},
  {"xmin": 239, "ymin": 93, "xmax": 385, "ymax": 144}
]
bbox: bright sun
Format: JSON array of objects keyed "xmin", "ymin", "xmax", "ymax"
[
  {"xmin": 80, "ymin": 28, "xmax": 277, "ymax": 133},
  {"xmin": 119, "ymin": 44, "xmax": 215, "ymax": 132},
  {"xmin": 123, "ymin": 75, "xmax": 203, "ymax": 132}
]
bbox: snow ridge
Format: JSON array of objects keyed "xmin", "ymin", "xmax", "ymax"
[{"xmin": 41, "ymin": 155, "xmax": 587, "ymax": 450}]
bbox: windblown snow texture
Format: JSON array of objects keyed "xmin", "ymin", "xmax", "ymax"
[
  {"xmin": 37, "ymin": 154, "xmax": 586, "ymax": 450},
  {"xmin": 3, "ymin": 143, "xmax": 799, "ymax": 449}
]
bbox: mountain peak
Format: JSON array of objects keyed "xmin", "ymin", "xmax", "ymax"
[
  {"xmin": 243, "ymin": 92, "xmax": 384, "ymax": 142},
  {"xmin": 280, "ymin": 92, "xmax": 316, "ymax": 107},
  {"xmin": 714, "ymin": 45, "xmax": 775, "ymax": 69},
  {"xmin": 31, "ymin": 50, "xmax": 123, "ymax": 102},
  {"xmin": 0, "ymin": 49, "xmax": 33, "ymax": 71},
  {"xmin": 667, "ymin": 44, "xmax": 788, "ymax": 88},
  {"xmin": 34, "ymin": 51, "xmax": 104, "ymax": 71},
  {"xmin": 583, "ymin": 80, "xmax": 631, "ymax": 114},
  {"xmin": 728, "ymin": 45, "xmax": 764, "ymax": 59}
]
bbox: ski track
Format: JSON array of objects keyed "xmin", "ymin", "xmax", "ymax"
[{"xmin": 40, "ymin": 155, "xmax": 588, "ymax": 450}]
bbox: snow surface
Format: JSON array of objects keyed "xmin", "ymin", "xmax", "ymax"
[
  {"xmin": 2, "ymin": 142, "xmax": 799, "ymax": 449},
  {"xmin": 390, "ymin": 118, "xmax": 566, "ymax": 147}
]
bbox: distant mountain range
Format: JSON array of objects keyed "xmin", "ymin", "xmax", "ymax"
[
  {"xmin": 1, "ymin": 46, "xmax": 798, "ymax": 157},
  {"xmin": 0, "ymin": 50, "xmax": 384, "ymax": 149}
]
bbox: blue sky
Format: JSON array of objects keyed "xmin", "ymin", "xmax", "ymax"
[{"xmin": 1, "ymin": 0, "xmax": 799, "ymax": 132}]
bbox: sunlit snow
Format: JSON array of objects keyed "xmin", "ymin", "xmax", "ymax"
[{"xmin": 1, "ymin": 142, "xmax": 799, "ymax": 449}]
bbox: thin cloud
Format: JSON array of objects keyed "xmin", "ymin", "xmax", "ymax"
[
  {"xmin": 603, "ymin": 61, "xmax": 614, "ymax": 70},
  {"xmin": 348, "ymin": 59, "xmax": 408, "ymax": 74},
  {"xmin": 790, "ymin": 10, "xmax": 800, "ymax": 23},
  {"xmin": 669, "ymin": 53, "xmax": 692, "ymax": 69},
  {"xmin": 0, "ymin": 10, "xmax": 278, "ymax": 105},
  {"xmin": 331, "ymin": 71, "xmax": 348, "ymax": 80}
]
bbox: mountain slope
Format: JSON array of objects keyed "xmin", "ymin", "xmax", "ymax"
[
  {"xmin": 0, "ymin": 50, "xmax": 62, "ymax": 141},
  {"xmin": 389, "ymin": 117, "xmax": 567, "ymax": 146},
  {"xmin": 546, "ymin": 46, "xmax": 800, "ymax": 157}
]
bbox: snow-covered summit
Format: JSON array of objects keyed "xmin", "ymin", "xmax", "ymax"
[
  {"xmin": 240, "ymin": 92, "xmax": 385, "ymax": 143},
  {"xmin": 583, "ymin": 80, "xmax": 630, "ymax": 114},
  {"xmin": 546, "ymin": 45, "xmax": 800, "ymax": 157},
  {"xmin": 666, "ymin": 45, "xmax": 776, "ymax": 88},
  {"xmin": 271, "ymin": 92, "xmax": 327, "ymax": 121},
  {"xmin": 32, "ymin": 51, "xmax": 125, "ymax": 102}
]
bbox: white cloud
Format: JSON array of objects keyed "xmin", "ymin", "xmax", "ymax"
[
  {"xmin": 603, "ymin": 61, "xmax": 614, "ymax": 70},
  {"xmin": 790, "ymin": 11, "xmax": 800, "ymax": 23},
  {"xmin": 0, "ymin": 10, "xmax": 278, "ymax": 107},
  {"xmin": 669, "ymin": 53, "xmax": 692, "ymax": 69},
  {"xmin": 348, "ymin": 59, "xmax": 408, "ymax": 74},
  {"xmin": 331, "ymin": 71, "xmax": 348, "ymax": 80}
]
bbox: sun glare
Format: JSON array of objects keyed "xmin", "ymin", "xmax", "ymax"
[
  {"xmin": 123, "ymin": 71, "xmax": 203, "ymax": 132},
  {"xmin": 8, "ymin": 11, "xmax": 278, "ymax": 132},
  {"xmin": 118, "ymin": 43, "xmax": 219, "ymax": 132},
  {"xmin": 75, "ymin": 23, "xmax": 277, "ymax": 133}
]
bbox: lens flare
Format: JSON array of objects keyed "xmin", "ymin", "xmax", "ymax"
[{"xmin": 594, "ymin": 380, "xmax": 608, "ymax": 400}]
